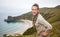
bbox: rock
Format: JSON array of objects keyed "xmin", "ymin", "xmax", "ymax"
[{"xmin": 4, "ymin": 16, "xmax": 15, "ymax": 22}]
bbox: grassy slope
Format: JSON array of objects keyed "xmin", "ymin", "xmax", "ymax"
[
  {"xmin": 47, "ymin": 9, "xmax": 60, "ymax": 23},
  {"xmin": 51, "ymin": 21, "xmax": 60, "ymax": 37},
  {"xmin": 48, "ymin": 8, "xmax": 60, "ymax": 37}
]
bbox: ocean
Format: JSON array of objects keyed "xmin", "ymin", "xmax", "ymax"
[{"xmin": 0, "ymin": 9, "xmax": 30, "ymax": 37}]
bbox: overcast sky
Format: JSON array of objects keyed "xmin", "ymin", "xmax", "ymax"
[
  {"xmin": 0, "ymin": 0, "xmax": 60, "ymax": 9},
  {"xmin": 0, "ymin": 0, "xmax": 60, "ymax": 16}
]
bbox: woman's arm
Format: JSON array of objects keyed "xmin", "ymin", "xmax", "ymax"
[{"xmin": 38, "ymin": 14, "xmax": 52, "ymax": 36}]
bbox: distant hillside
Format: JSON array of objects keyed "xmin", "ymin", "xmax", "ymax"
[
  {"xmin": 5, "ymin": 5, "xmax": 60, "ymax": 22},
  {"xmin": 55, "ymin": 5, "xmax": 60, "ymax": 8}
]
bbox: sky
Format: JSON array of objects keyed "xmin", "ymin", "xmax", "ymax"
[
  {"xmin": 0, "ymin": 0, "xmax": 60, "ymax": 9},
  {"xmin": 0, "ymin": 0, "xmax": 60, "ymax": 16}
]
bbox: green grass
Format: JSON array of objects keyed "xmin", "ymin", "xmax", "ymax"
[{"xmin": 51, "ymin": 21, "xmax": 60, "ymax": 37}]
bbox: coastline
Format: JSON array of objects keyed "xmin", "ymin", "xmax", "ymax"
[{"xmin": 7, "ymin": 19, "xmax": 33, "ymax": 36}]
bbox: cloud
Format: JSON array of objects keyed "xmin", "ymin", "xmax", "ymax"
[{"xmin": 0, "ymin": 0, "xmax": 60, "ymax": 9}]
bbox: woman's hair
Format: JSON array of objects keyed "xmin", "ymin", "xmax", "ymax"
[{"xmin": 32, "ymin": 3, "xmax": 39, "ymax": 10}]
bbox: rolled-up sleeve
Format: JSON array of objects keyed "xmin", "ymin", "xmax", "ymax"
[{"xmin": 38, "ymin": 14, "xmax": 52, "ymax": 31}]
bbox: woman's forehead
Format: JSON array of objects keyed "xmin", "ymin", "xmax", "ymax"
[{"xmin": 32, "ymin": 6, "xmax": 38, "ymax": 9}]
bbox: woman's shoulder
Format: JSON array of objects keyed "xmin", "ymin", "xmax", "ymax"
[{"xmin": 38, "ymin": 14, "xmax": 43, "ymax": 19}]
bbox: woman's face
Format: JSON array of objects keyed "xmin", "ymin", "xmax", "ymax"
[{"xmin": 32, "ymin": 6, "xmax": 39, "ymax": 16}]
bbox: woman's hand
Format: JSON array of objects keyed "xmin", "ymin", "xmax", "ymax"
[
  {"xmin": 40, "ymin": 29, "xmax": 51, "ymax": 36},
  {"xmin": 40, "ymin": 31, "xmax": 48, "ymax": 36}
]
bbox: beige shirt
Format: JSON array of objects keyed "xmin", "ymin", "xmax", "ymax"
[{"xmin": 35, "ymin": 14, "xmax": 52, "ymax": 35}]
